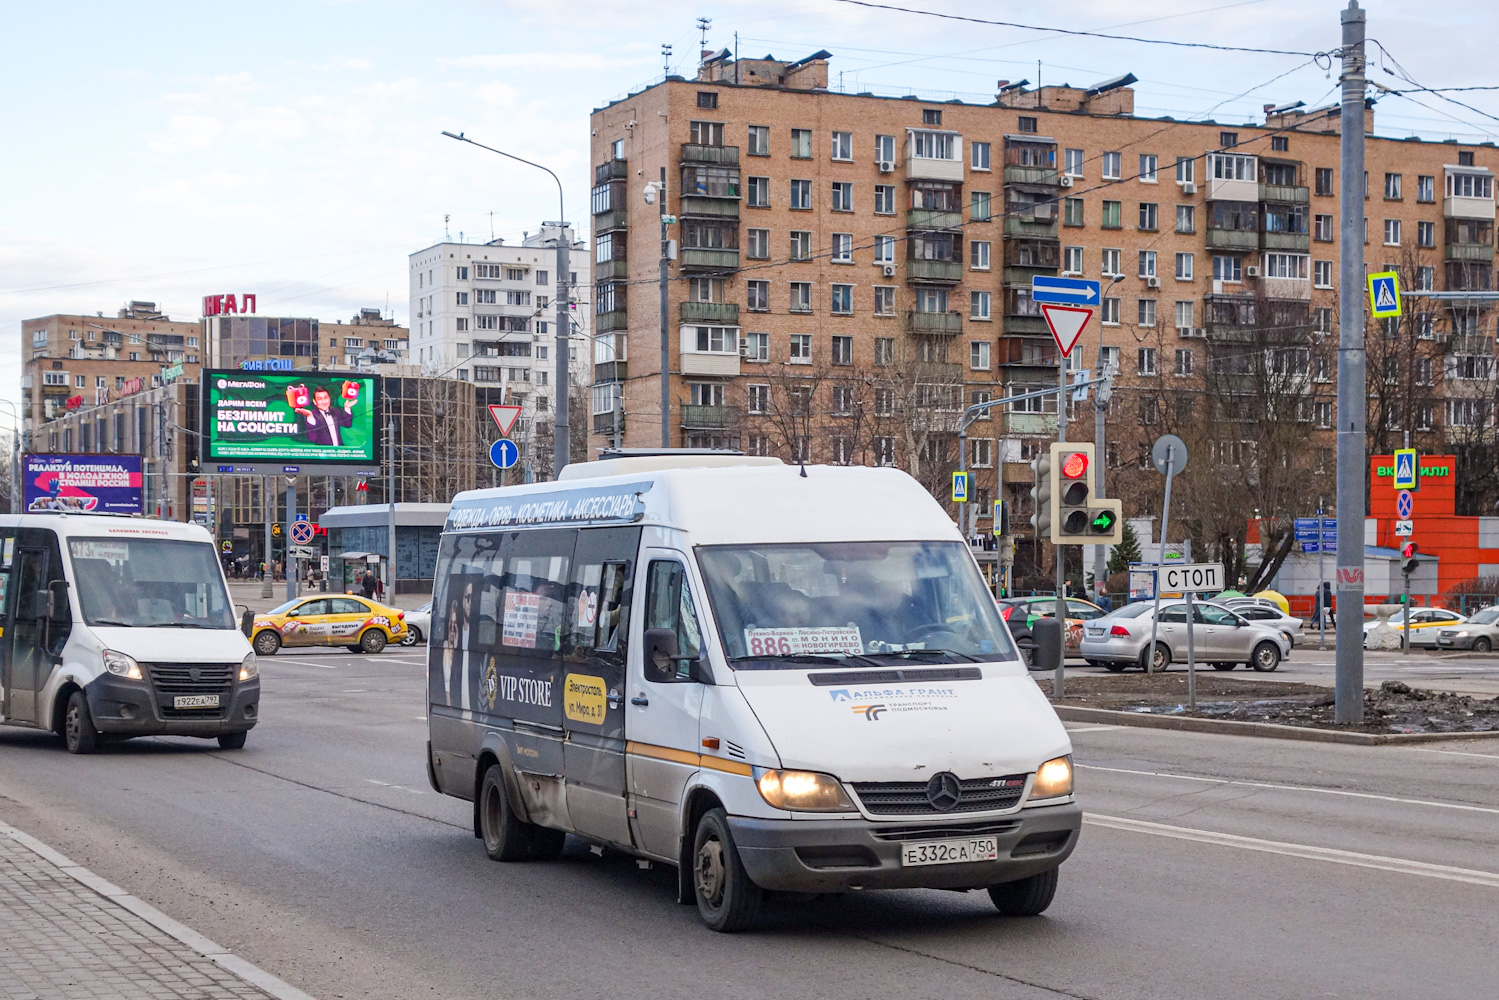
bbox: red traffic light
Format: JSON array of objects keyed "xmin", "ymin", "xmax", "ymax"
[
  {"xmin": 1060, "ymin": 451, "xmax": 1089, "ymax": 479},
  {"xmin": 1401, "ymin": 542, "xmax": 1418, "ymax": 559}
]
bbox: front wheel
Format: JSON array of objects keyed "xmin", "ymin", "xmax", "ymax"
[
  {"xmin": 692, "ymin": 807, "xmax": 762, "ymax": 932},
  {"xmin": 1212, "ymin": 662, "xmax": 1237, "ymax": 671},
  {"xmin": 1474, "ymin": 636, "xmax": 1492, "ymax": 653},
  {"xmin": 252, "ymin": 630, "xmax": 282, "ymax": 656},
  {"xmin": 1103, "ymin": 662, "xmax": 1127, "ymax": 673},
  {"xmin": 64, "ymin": 690, "xmax": 99, "ymax": 755},
  {"xmin": 400, "ymin": 626, "xmax": 423, "ymax": 647},
  {"xmin": 988, "ymin": 867, "xmax": 1059, "ymax": 916},
  {"xmin": 217, "ymin": 732, "xmax": 247, "ymax": 750},
  {"xmin": 1251, "ymin": 641, "xmax": 1282, "ymax": 672},
  {"xmin": 359, "ymin": 628, "xmax": 388, "ymax": 654}
]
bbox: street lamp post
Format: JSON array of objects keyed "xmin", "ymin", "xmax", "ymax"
[
  {"xmin": 0, "ymin": 400, "xmax": 22, "ymax": 514},
  {"xmin": 442, "ymin": 131, "xmax": 572, "ymax": 476}
]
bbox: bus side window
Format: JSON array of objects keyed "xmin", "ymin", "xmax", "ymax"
[{"xmin": 643, "ymin": 561, "xmax": 702, "ymax": 681}]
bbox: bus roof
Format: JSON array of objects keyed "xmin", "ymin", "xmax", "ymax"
[{"xmin": 0, "ymin": 513, "xmax": 215, "ymax": 543}]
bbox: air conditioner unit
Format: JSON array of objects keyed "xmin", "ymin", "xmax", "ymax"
[
  {"xmin": 1181, "ymin": 181, "xmax": 1197, "ymax": 195},
  {"xmin": 1032, "ymin": 204, "xmax": 1055, "ymax": 221},
  {"xmin": 738, "ymin": 339, "xmax": 750, "ymax": 358},
  {"xmin": 877, "ymin": 160, "xmax": 895, "ymax": 173},
  {"xmin": 1180, "ymin": 326, "xmax": 1205, "ymax": 338},
  {"xmin": 882, "ymin": 264, "xmax": 897, "ymax": 277},
  {"xmin": 1146, "ymin": 276, "xmax": 1161, "ymax": 288},
  {"xmin": 1059, "ymin": 175, "xmax": 1074, "ymax": 188},
  {"xmin": 1246, "ymin": 265, "xmax": 1261, "ymax": 278}
]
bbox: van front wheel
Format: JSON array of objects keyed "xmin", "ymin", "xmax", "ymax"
[
  {"xmin": 692, "ymin": 807, "xmax": 762, "ymax": 932},
  {"xmin": 64, "ymin": 691, "xmax": 99, "ymax": 755},
  {"xmin": 988, "ymin": 867, "xmax": 1059, "ymax": 916}
]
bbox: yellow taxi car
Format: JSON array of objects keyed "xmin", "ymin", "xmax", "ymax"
[{"xmin": 250, "ymin": 595, "xmax": 407, "ymax": 655}]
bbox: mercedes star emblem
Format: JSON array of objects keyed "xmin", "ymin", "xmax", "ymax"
[{"xmin": 926, "ymin": 771, "xmax": 962, "ymax": 812}]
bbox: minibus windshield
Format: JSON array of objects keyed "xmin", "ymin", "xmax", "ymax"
[
  {"xmin": 697, "ymin": 541, "xmax": 1017, "ymax": 666},
  {"xmin": 68, "ymin": 537, "xmax": 236, "ymax": 629}
]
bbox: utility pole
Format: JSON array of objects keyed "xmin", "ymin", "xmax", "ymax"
[
  {"xmin": 386, "ymin": 416, "xmax": 396, "ymax": 599},
  {"xmin": 553, "ymin": 223, "xmax": 571, "ymax": 476},
  {"xmin": 260, "ymin": 474, "xmax": 273, "ymax": 599},
  {"xmin": 1055, "ymin": 344, "xmax": 1068, "ymax": 605},
  {"xmin": 1335, "ymin": 0, "xmax": 1367, "ymax": 724},
  {"xmin": 658, "ymin": 168, "xmax": 671, "ymax": 448},
  {"xmin": 284, "ymin": 479, "xmax": 296, "ymax": 603}
]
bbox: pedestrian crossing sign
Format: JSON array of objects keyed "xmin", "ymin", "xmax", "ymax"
[
  {"xmin": 1368, "ymin": 271, "xmax": 1402, "ymax": 318},
  {"xmin": 1393, "ymin": 447, "xmax": 1418, "ymax": 490}
]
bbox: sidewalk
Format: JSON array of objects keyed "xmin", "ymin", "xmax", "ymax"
[
  {"xmin": 0, "ymin": 821, "xmax": 313, "ymax": 1000},
  {"xmin": 226, "ymin": 581, "xmax": 427, "ymax": 615}
]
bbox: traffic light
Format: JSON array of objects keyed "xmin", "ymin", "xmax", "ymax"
[
  {"xmin": 1401, "ymin": 541, "xmax": 1419, "ymax": 576},
  {"xmin": 1028, "ymin": 450, "xmax": 1052, "ymax": 539},
  {"xmin": 1049, "ymin": 442, "xmax": 1124, "ymax": 544}
]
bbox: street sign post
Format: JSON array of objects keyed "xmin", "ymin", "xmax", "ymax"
[
  {"xmin": 1031, "ymin": 275, "xmax": 1102, "ymax": 306},
  {"xmin": 1146, "ymin": 435, "xmax": 1187, "ymax": 678},
  {"xmin": 1393, "ymin": 448, "xmax": 1418, "ymax": 490},
  {"xmin": 1368, "ymin": 271, "xmax": 1402, "ymax": 318},
  {"xmin": 952, "ymin": 471, "xmax": 969, "ymax": 503},
  {"xmin": 489, "ymin": 438, "xmax": 519, "ymax": 469}
]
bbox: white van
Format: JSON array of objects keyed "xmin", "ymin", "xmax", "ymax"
[
  {"xmin": 426, "ymin": 457, "xmax": 1079, "ymax": 931},
  {"xmin": 0, "ymin": 514, "xmax": 258, "ymax": 754}
]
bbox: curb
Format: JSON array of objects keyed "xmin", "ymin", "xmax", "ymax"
[
  {"xmin": 0, "ymin": 819, "xmax": 317, "ymax": 1000},
  {"xmin": 1053, "ymin": 704, "xmax": 1499, "ymax": 745}
]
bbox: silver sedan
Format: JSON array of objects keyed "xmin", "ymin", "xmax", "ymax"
[
  {"xmin": 1435, "ymin": 605, "xmax": 1499, "ymax": 652},
  {"xmin": 1079, "ymin": 601, "xmax": 1293, "ymax": 672}
]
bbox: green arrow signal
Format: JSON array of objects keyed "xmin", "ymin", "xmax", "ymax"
[{"xmin": 1089, "ymin": 509, "xmax": 1118, "ymax": 533}]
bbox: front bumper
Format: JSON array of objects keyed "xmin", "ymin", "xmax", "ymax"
[
  {"xmin": 728, "ymin": 802, "xmax": 1082, "ymax": 892},
  {"xmin": 85, "ymin": 674, "xmax": 259, "ymax": 738}
]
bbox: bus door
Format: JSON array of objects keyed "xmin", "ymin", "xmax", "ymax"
[
  {"xmin": 3, "ymin": 529, "xmax": 69, "ymax": 727},
  {"xmin": 0, "ymin": 530, "xmax": 12, "ymax": 720}
]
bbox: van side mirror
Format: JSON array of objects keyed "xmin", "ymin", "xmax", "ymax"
[
  {"xmin": 644, "ymin": 628, "xmax": 679, "ymax": 681},
  {"xmin": 1032, "ymin": 616, "xmax": 1063, "ymax": 673}
]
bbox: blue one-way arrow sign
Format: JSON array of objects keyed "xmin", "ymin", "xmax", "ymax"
[{"xmin": 1032, "ymin": 275, "xmax": 1101, "ymax": 305}]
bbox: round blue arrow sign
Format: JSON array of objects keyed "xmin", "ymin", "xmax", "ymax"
[{"xmin": 489, "ymin": 438, "xmax": 519, "ymax": 469}]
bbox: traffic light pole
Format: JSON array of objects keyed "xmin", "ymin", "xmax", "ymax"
[
  {"xmin": 1145, "ymin": 443, "xmax": 1179, "ymax": 675},
  {"xmin": 1055, "ymin": 356, "xmax": 1068, "ymax": 656}
]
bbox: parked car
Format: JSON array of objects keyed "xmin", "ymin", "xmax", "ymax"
[
  {"xmin": 1435, "ymin": 605, "xmax": 1499, "ymax": 651},
  {"xmin": 1222, "ymin": 600, "xmax": 1305, "ymax": 647},
  {"xmin": 401, "ymin": 600, "xmax": 432, "ymax": 646},
  {"xmin": 250, "ymin": 595, "xmax": 408, "ymax": 655},
  {"xmin": 1079, "ymin": 600, "xmax": 1291, "ymax": 672},
  {"xmin": 999, "ymin": 596, "xmax": 1106, "ymax": 667},
  {"xmin": 1362, "ymin": 607, "xmax": 1465, "ymax": 648}
]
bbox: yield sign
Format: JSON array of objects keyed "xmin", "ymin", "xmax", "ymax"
[
  {"xmin": 1040, "ymin": 304, "xmax": 1092, "ymax": 359},
  {"xmin": 487, "ymin": 404, "xmax": 522, "ymax": 437}
]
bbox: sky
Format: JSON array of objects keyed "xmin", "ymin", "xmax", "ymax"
[{"xmin": 3, "ymin": 0, "xmax": 1498, "ymax": 417}]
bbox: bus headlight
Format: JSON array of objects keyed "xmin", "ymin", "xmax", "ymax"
[
  {"xmin": 239, "ymin": 653, "xmax": 259, "ymax": 681},
  {"xmin": 102, "ymin": 650, "xmax": 143, "ymax": 681},
  {"xmin": 754, "ymin": 768, "xmax": 855, "ymax": 812},
  {"xmin": 1032, "ymin": 756, "xmax": 1074, "ymax": 799}
]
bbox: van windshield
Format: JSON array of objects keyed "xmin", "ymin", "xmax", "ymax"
[
  {"xmin": 68, "ymin": 537, "xmax": 236, "ymax": 629},
  {"xmin": 697, "ymin": 541, "xmax": 1017, "ymax": 667}
]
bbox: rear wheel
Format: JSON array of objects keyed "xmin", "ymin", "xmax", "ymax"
[
  {"xmin": 63, "ymin": 691, "xmax": 99, "ymax": 755},
  {"xmin": 1251, "ymin": 641, "xmax": 1281, "ymax": 672},
  {"xmin": 1140, "ymin": 644, "xmax": 1170, "ymax": 672},
  {"xmin": 252, "ymin": 630, "xmax": 281, "ymax": 656},
  {"xmin": 217, "ymin": 732, "xmax": 247, "ymax": 750},
  {"xmin": 1103, "ymin": 662, "xmax": 1127, "ymax": 673},
  {"xmin": 400, "ymin": 626, "xmax": 423, "ymax": 647},
  {"xmin": 692, "ymin": 807, "xmax": 762, "ymax": 932},
  {"xmin": 988, "ymin": 867, "xmax": 1059, "ymax": 916},
  {"xmin": 359, "ymin": 628, "xmax": 388, "ymax": 654},
  {"xmin": 478, "ymin": 765, "xmax": 532, "ymax": 862}
]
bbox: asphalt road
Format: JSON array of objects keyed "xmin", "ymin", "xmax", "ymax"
[{"xmin": 1, "ymin": 647, "xmax": 1495, "ymax": 1000}]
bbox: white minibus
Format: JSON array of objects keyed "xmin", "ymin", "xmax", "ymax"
[
  {"xmin": 426, "ymin": 456, "xmax": 1079, "ymax": 931},
  {"xmin": 0, "ymin": 514, "xmax": 258, "ymax": 753}
]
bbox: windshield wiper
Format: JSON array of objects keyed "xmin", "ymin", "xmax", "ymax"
[
  {"xmin": 880, "ymin": 647, "xmax": 981, "ymax": 662},
  {"xmin": 732, "ymin": 652, "xmax": 892, "ymax": 669},
  {"xmin": 149, "ymin": 622, "xmax": 215, "ymax": 629},
  {"xmin": 88, "ymin": 619, "xmax": 137, "ymax": 627}
]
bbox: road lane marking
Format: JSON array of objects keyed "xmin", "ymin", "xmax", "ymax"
[
  {"xmin": 365, "ymin": 779, "xmax": 427, "ymax": 795},
  {"xmin": 1407, "ymin": 747, "xmax": 1499, "ymax": 760},
  {"xmin": 1064, "ymin": 725, "xmax": 1124, "ymax": 733},
  {"xmin": 1084, "ymin": 813, "xmax": 1499, "ymax": 888},
  {"xmin": 1078, "ymin": 763, "xmax": 1499, "ymax": 816}
]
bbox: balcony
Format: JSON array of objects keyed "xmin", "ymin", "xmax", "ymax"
[
  {"xmin": 906, "ymin": 259, "xmax": 962, "ymax": 284},
  {"xmin": 1205, "ymin": 228, "xmax": 1259, "ymax": 252},
  {"xmin": 595, "ymin": 159, "xmax": 628, "ymax": 184},
  {"xmin": 680, "ymin": 350, "xmax": 740, "ymax": 376},
  {"xmin": 592, "ymin": 409, "xmax": 623, "ymax": 435},
  {"xmin": 680, "ymin": 143, "xmax": 739, "ymax": 165},
  {"xmin": 595, "ymin": 310, "xmax": 628, "ymax": 333},
  {"xmin": 1003, "ymin": 411, "xmax": 1058, "ymax": 436},
  {"xmin": 1446, "ymin": 242, "xmax": 1495, "ymax": 262},
  {"xmin": 1260, "ymin": 276, "xmax": 1311, "ymax": 301},
  {"xmin": 593, "ymin": 208, "xmax": 628, "ymax": 232},
  {"xmin": 678, "ymin": 196, "xmax": 740, "ymax": 219},
  {"xmin": 905, "ymin": 310, "xmax": 963, "ymax": 335},
  {"xmin": 680, "ymin": 301, "xmax": 739, "ymax": 324},
  {"xmin": 597, "ymin": 258, "xmax": 629, "ymax": 280},
  {"xmin": 1003, "ymin": 166, "xmax": 1059, "ymax": 186},
  {"xmin": 1004, "ymin": 214, "xmax": 1057, "ymax": 238},
  {"xmin": 1004, "ymin": 315, "xmax": 1050, "ymax": 336},
  {"xmin": 1002, "ymin": 338, "xmax": 1060, "ymax": 367},
  {"xmin": 906, "ymin": 155, "xmax": 965, "ymax": 183},
  {"xmin": 594, "ymin": 360, "xmax": 627, "ymax": 383},
  {"xmin": 680, "ymin": 404, "xmax": 734, "ymax": 430},
  {"xmin": 679, "ymin": 248, "xmax": 739, "ymax": 271},
  {"xmin": 1259, "ymin": 183, "xmax": 1309, "ymax": 204},
  {"xmin": 1206, "ymin": 176, "xmax": 1258, "ymax": 202},
  {"xmin": 1261, "ymin": 231, "xmax": 1311, "ymax": 252},
  {"xmin": 907, "ymin": 208, "xmax": 963, "ymax": 229}
]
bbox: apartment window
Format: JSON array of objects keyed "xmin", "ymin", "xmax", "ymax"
[
  {"xmin": 688, "ymin": 383, "xmax": 724, "ymax": 409},
  {"xmin": 789, "ymin": 283, "xmax": 812, "ymax": 312},
  {"xmin": 1171, "ymin": 349, "xmax": 1193, "ymax": 377},
  {"xmin": 831, "ymin": 284, "xmax": 854, "ymax": 314},
  {"xmin": 1314, "ymin": 401, "xmax": 1333, "ymax": 429},
  {"xmin": 1213, "ymin": 255, "xmax": 1243, "ymax": 282},
  {"xmin": 739, "ymin": 332, "xmax": 768, "ymax": 362},
  {"xmin": 1315, "ymin": 167, "xmax": 1334, "ymax": 196},
  {"xmin": 1314, "ymin": 214, "xmax": 1334, "ymax": 241},
  {"xmin": 506, "ymin": 290, "xmax": 531, "ymax": 306},
  {"xmin": 1384, "ymin": 219, "xmax": 1401, "ymax": 245},
  {"xmin": 747, "ymin": 384, "xmax": 769, "ymax": 414},
  {"xmin": 1017, "ymin": 115, "xmax": 1037, "ymax": 133},
  {"xmin": 911, "ymin": 130, "xmax": 956, "ymax": 160},
  {"xmin": 43, "ymin": 371, "xmax": 68, "ymax": 386},
  {"xmin": 790, "ymin": 179, "xmax": 811, "ymax": 209},
  {"xmin": 1138, "ymin": 347, "xmax": 1158, "ymax": 375},
  {"xmin": 1219, "ymin": 131, "xmax": 1238, "ymax": 148},
  {"xmin": 456, "ymin": 291, "xmax": 469, "ymax": 305},
  {"xmin": 873, "ymin": 287, "xmax": 896, "ymax": 316},
  {"xmin": 1102, "ymin": 297, "xmax": 1120, "ymax": 325},
  {"xmin": 689, "ymin": 120, "xmax": 724, "ymax": 146},
  {"xmin": 828, "ymin": 181, "xmax": 853, "ymax": 213},
  {"xmin": 1175, "ymin": 300, "xmax": 1194, "ymax": 331},
  {"xmin": 1448, "ymin": 172, "xmax": 1493, "ymax": 198},
  {"xmin": 874, "ymin": 184, "xmax": 896, "ymax": 214},
  {"xmin": 1175, "ymin": 156, "xmax": 1195, "ymax": 184},
  {"xmin": 1261, "ymin": 253, "xmax": 1308, "ymax": 279},
  {"xmin": 971, "ymin": 291, "xmax": 991, "ymax": 320},
  {"xmin": 960, "ymin": 191, "xmax": 988, "ymax": 223},
  {"xmin": 475, "ymin": 315, "xmax": 498, "ymax": 330},
  {"xmin": 970, "ymin": 439, "xmax": 992, "ymax": 469},
  {"xmin": 832, "ymin": 233, "xmax": 853, "ymax": 263},
  {"xmin": 791, "ymin": 128, "xmax": 812, "ymax": 158},
  {"xmin": 1417, "ymin": 220, "xmax": 1435, "ymax": 247},
  {"xmin": 455, "ymin": 318, "xmax": 469, "ymax": 332},
  {"xmin": 868, "ymin": 337, "xmax": 894, "ymax": 368},
  {"xmin": 1314, "ymin": 260, "xmax": 1333, "ymax": 287},
  {"xmin": 1176, "ymin": 205, "xmax": 1196, "ymax": 234},
  {"xmin": 455, "ymin": 266, "xmax": 469, "ymax": 280},
  {"xmin": 831, "ymin": 334, "xmax": 853, "ymax": 365},
  {"xmin": 1416, "ymin": 175, "xmax": 1435, "ymax": 202},
  {"xmin": 1138, "ymin": 250, "xmax": 1157, "ymax": 278},
  {"xmin": 831, "ymin": 130, "xmax": 853, "ymax": 161},
  {"xmin": 971, "ymin": 141, "xmax": 991, "ymax": 170},
  {"xmin": 1063, "ymin": 246, "xmax": 1083, "ymax": 274},
  {"xmin": 74, "ymin": 374, "xmax": 86, "ymax": 387},
  {"xmin": 789, "ymin": 333, "xmax": 812, "ymax": 362},
  {"xmin": 1416, "ymin": 356, "xmax": 1433, "ymax": 384},
  {"xmin": 1138, "ymin": 299, "xmax": 1157, "ymax": 327},
  {"xmin": 970, "ymin": 340, "xmax": 991, "ymax": 370},
  {"xmin": 922, "ymin": 108, "xmax": 942, "ymax": 126},
  {"xmin": 1270, "ymin": 135, "xmax": 1289, "ymax": 152},
  {"xmin": 1416, "ymin": 265, "xmax": 1434, "ymax": 291},
  {"xmin": 746, "ymin": 280, "xmax": 769, "ymax": 311},
  {"xmin": 1384, "ymin": 173, "xmax": 1402, "ymax": 200},
  {"xmin": 1139, "ymin": 202, "xmax": 1158, "ymax": 230},
  {"xmin": 1139, "ymin": 154, "xmax": 1158, "ymax": 182},
  {"xmin": 1175, "ymin": 252, "xmax": 1194, "ymax": 280},
  {"xmin": 536, "ymin": 270, "xmax": 549, "ymax": 285},
  {"xmin": 689, "ymin": 326, "xmax": 739, "ymax": 353},
  {"xmin": 1064, "ymin": 197, "xmax": 1084, "ymax": 226},
  {"xmin": 1101, "ymin": 201, "xmax": 1122, "ymax": 229},
  {"xmin": 832, "ymin": 391, "xmax": 855, "ymax": 422},
  {"xmin": 696, "ymin": 91, "xmax": 718, "ymax": 109},
  {"xmin": 476, "ymin": 288, "xmax": 497, "ymax": 304},
  {"xmin": 1064, "ymin": 148, "xmax": 1084, "ymax": 177},
  {"xmin": 874, "ymin": 235, "xmax": 896, "ymax": 263},
  {"xmin": 875, "ymin": 134, "xmax": 896, "ymax": 163},
  {"xmin": 1314, "ymin": 308, "xmax": 1333, "ymax": 334},
  {"xmin": 789, "ymin": 231, "xmax": 812, "ymax": 261},
  {"xmin": 1101, "ymin": 248, "xmax": 1122, "ymax": 276},
  {"xmin": 747, "ymin": 125, "xmax": 769, "ymax": 156},
  {"xmin": 746, "ymin": 228, "xmax": 769, "ymax": 259},
  {"xmin": 1459, "ymin": 150, "xmax": 1475, "ymax": 166},
  {"xmin": 747, "ymin": 176, "xmax": 769, "ymax": 207}
]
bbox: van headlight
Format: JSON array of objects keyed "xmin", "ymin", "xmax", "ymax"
[
  {"xmin": 239, "ymin": 653, "xmax": 259, "ymax": 681},
  {"xmin": 1032, "ymin": 756, "xmax": 1074, "ymax": 799},
  {"xmin": 753, "ymin": 768, "xmax": 855, "ymax": 812},
  {"xmin": 103, "ymin": 650, "xmax": 143, "ymax": 681}
]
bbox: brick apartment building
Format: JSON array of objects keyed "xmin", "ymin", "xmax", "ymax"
[{"xmin": 588, "ymin": 51, "xmax": 1499, "ymax": 584}]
